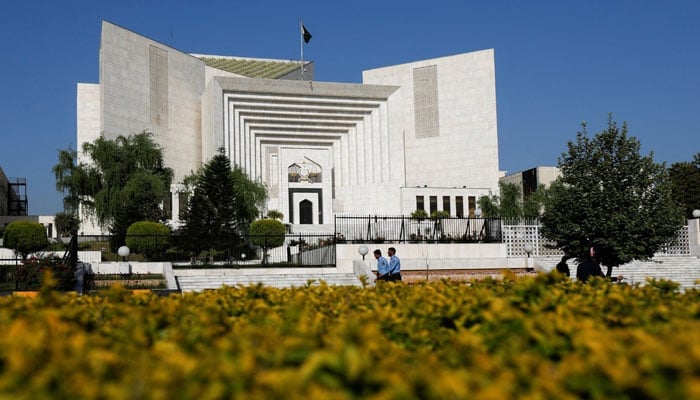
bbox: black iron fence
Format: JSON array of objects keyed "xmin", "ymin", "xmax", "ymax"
[
  {"xmin": 7, "ymin": 233, "xmax": 338, "ymax": 267},
  {"xmin": 334, "ymin": 215, "xmax": 503, "ymax": 243}
]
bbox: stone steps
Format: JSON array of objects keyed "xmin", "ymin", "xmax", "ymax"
[
  {"xmin": 535, "ymin": 256, "xmax": 700, "ymax": 289},
  {"xmin": 177, "ymin": 273, "xmax": 363, "ymax": 292}
]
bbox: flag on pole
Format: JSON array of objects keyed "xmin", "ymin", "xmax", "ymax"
[{"xmin": 302, "ymin": 24, "xmax": 312, "ymax": 43}]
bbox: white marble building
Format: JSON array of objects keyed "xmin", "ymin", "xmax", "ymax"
[{"xmin": 77, "ymin": 21, "xmax": 502, "ymax": 233}]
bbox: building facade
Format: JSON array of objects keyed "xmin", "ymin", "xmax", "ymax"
[
  {"xmin": 77, "ymin": 21, "xmax": 502, "ymax": 233},
  {"xmin": 499, "ymin": 166, "xmax": 561, "ymax": 202}
]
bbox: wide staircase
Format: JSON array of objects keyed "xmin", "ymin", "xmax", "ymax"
[
  {"xmin": 535, "ymin": 255, "xmax": 700, "ymax": 290},
  {"xmin": 176, "ymin": 272, "xmax": 363, "ymax": 292}
]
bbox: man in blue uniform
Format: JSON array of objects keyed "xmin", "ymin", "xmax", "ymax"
[
  {"xmin": 387, "ymin": 247, "xmax": 402, "ymax": 281},
  {"xmin": 374, "ymin": 249, "xmax": 391, "ymax": 281}
]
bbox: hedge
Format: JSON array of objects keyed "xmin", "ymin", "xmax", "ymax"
[{"xmin": 0, "ymin": 274, "xmax": 696, "ymax": 398}]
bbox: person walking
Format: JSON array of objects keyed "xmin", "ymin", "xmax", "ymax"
[
  {"xmin": 387, "ymin": 247, "xmax": 402, "ymax": 281},
  {"xmin": 576, "ymin": 246, "xmax": 623, "ymax": 283},
  {"xmin": 374, "ymin": 249, "xmax": 391, "ymax": 281},
  {"xmin": 555, "ymin": 255, "xmax": 570, "ymax": 277}
]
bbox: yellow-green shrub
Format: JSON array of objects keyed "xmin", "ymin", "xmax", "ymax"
[{"xmin": 0, "ymin": 275, "xmax": 696, "ymax": 399}]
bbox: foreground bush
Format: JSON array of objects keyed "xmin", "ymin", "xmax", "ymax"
[{"xmin": 0, "ymin": 274, "xmax": 697, "ymax": 399}]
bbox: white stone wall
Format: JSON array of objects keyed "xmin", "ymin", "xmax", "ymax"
[
  {"xmin": 335, "ymin": 243, "xmax": 513, "ymax": 274},
  {"xmin": 80, "ymin": 24, "xmax": 505, "ymax": 230},
  {"xmin": 400, "ymin": 187, "xmax": 491, "ymax": 217},
  {"xmin": 76, "ymin": 83, "xmax": 101, "ymax": 163},
  {"xmin": 363, "ymin": 50, "xmax": 500, "ymax": 195},
  {"xmin": 99, "ymin": 21, "xmax": 204, "ymax": 183},
  {"xmin": 212, "ymin": 77, "xmax": 401, "ymax": 221}
]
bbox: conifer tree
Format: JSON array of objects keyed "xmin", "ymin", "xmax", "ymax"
[{"xmin": 178, "ymin": 149, "xmax": 267, "ymax": 257}]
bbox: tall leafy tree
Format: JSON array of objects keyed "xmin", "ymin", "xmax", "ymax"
[
  {"xmin": 54, "ymin": 212, "xmax": 80, "ymax": 237},
  {"xmin": 498, "ymin": 182, "xmax": 523, "ymax": 219},
  {"xmin": 53, "ymin": 132, "xmax": 173, "ymax": 249},
  {"xmin": 178, "ymin": 149, "xmax": 267, "ymax": 257},
  {"xmin": 668, "ymin": 152, "xmax": 700, "ymax": 219},
  {"xmin": 541, "ymin": 115, "xmax": 684, "ymax": 276},
  {"xmin": 477, "ymin": 194, "xmax": 499, "ymax": 217},
  {"xmin": 522, "ymin": 184, "xmax": 547, "ymax": 219},
  {"xmin": 52, "ymin": 148, "xmax": 82, "ymax": 215}
]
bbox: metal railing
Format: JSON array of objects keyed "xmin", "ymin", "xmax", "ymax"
[
  {"xmin": 334, "ymin": 215, "xmax": 503, "ymax": 243},
  {"xmin": 45, "ymin": 233, "xmax": 338, "ymax": 267}
]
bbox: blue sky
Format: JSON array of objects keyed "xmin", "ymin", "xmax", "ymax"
[{"xmin": 1, "ymin": 1, "xmax": 698, "ymax": 215}]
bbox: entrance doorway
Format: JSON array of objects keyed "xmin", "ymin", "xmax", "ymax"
[{"xmin": 299, "ymin": 200, "xmax": 313, "ymax": 224}]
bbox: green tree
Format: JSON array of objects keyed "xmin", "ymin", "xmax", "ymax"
[
  {"xmin": 125, "ymin": 221, "xmax": 170, "ymax": 260},
  {"xmin": 410, "ymin": 209, "xmax": 428, "ymax": 221},
  {"xmin": 541, "ymin": 115, "xmax": 684, "ymax": 276},
  {"xmin": 668, "ymin": 152, "xmax": 700, "ymax": 219},
  {"xmin": 53, "ymin": 132, "xmax": 173, "ymax": 250},
  {"xmin": 249, "ymin": 219, "xmax": 286, "ymax": 264},
  {"xmin": 3, "ymin": 221, "xmax": 48, "ymax": 259},
  {"xmin": 498, "ymin": 182, "xmax": 522, "ymax": 219},
  {"xmin": 52, "ymin": 148, "xmax": 82, "ymax": 215},
  {"xmin": 477, "ymin": 194, "xmax": 499, "ymax": 217},
  {"xmin": 266, "ymin": 210, "xmax": 284, "ymax": 220},
  {"xmin": 54, "ymin": 212, "xmax": 80, "ymax": 237},
  {"xmin": 522, "ymin": 184, "xmax": 547, "ymax": 219},
  {"xmin": 178, "ymin": 149, "xmax": 267, "ymax": 257}
]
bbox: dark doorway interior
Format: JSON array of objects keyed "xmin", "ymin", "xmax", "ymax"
[{"xmin": 300, "ymin": 200, "xmax": 313, "ymax": 224}]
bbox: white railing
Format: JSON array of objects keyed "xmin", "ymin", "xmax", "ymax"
[{"xmin": 502, "ymin": 224, "xmax": 691, "ymax": 257}]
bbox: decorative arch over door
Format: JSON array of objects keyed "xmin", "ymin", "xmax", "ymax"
[{"xmin": 288, "ymin": 188, "xmax": 323, "ymax": 225}]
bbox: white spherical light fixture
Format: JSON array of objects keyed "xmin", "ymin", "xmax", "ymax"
[
  {"xmin": 358, "ymin": 245, "xmax": 369, "ymax": 260},
  {"xmin": 117, "ymin": 246, "xmax": 130, "ymax": 258}
]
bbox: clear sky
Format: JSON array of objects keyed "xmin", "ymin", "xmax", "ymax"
[{"xmin": 1, "ymin": 1, "xmax": 698, "ymax": 215}]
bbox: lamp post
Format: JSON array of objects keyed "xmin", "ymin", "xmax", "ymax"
[
  {"xmin": 474, "ymin": 208, "xmax": 483, "ymax": 240},
  {"xmin": 117, "ymin": 246, "xmax": 130, "ymax": 274},
  {"xmin": 358, "ymin": 245, "xmax": 369, "ymax": 261},
  {"xmin": 693, "ymin": 209, "xmax": 700, "ymax": 219},
  {"xmin": 523, "ymin": 242, "xmax": 534, "ymax": 271},
  {"xmin": 117, "ymin": 246, "xmax": 130, "ymax": 262}
]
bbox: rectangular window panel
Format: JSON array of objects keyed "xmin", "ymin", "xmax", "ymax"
[
  {"xmin": 456, "ymin": 196, "xmax": 464, "ymax": 218},
  {"xmin": 163, "ymin": 191, "xmax": 172, "ymax": 220},
  {"xmin": 429, "ymin": 196, "xmax": 438, "ymax": 215},
  {"xmin": 442, "ymin": 196, "xmax": 450, "ymax": 215},
  {"xmin": 468, "ymin": 196, "xmax": 476, "ymax": 217},
  {"xmin": 416, "ymin": 195, "xmax": 424, "ymax": 211},
  {"xmin": 178, "ymin": 192, "xmax": 189, "ymax": 217}
]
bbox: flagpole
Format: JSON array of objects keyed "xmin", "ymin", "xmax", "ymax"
[{"xmin": 300, "ymin": 20, "xmax": 304, "ymax": 81}]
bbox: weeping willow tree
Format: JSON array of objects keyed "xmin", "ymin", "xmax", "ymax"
[{"xmin": 53, "ymin": 132, "xmax": 173, "ymax": 249}]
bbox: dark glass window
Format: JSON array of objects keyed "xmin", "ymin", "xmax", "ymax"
[
  {"xmin": 163, "ymin": 191, "xmax": 172, "ymax": 219},
  {"xmin": 429, "ymin": 196, "xmax": 438, "ymax": 215},
  {"xmin": 468, "ymin": 196, "xmax": 476, "ymax": 217},
  {"xmin": 416, "ymin": 196, "xmax": 425, "ymax": 211},
  {"xmin": 442, "ymin": 196, "xmax": 451, "ymax": 215},
  {"xmin": 456, "ymin": 196, "xmax": 464, "ymax": 218}
]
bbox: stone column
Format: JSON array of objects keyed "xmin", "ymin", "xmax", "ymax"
[{"xmin": 689, "ymin": 218, "xmax": 700, "ymax": 257}]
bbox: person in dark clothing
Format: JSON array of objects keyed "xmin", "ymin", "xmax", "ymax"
[
  {"xmin": 555, "ymin": 255, "xmax": 570, "ymax": 277},
  {"xmin": 576, "ymin": 246, "xmax": 623, "ymax": 283}
]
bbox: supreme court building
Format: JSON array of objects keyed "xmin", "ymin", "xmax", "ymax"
[{"xmin": 77, "ymin": 21, "xmax": 501, "ymax": 233}]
